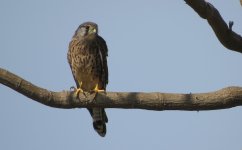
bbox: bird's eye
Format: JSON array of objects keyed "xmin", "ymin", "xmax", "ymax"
[{"xmin": 85, "ymin": 26, "xmax": 90, "ymax": 30}]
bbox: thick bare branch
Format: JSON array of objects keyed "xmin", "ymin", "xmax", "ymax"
[
  {"xmin": 1, "ymin": 68, "xmax": 242, "ymax": 111},
  {"xmin": 185, "ymin": 0, "xmax": 242, "ymax": 53}
]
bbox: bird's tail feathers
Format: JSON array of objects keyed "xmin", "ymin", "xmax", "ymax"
[{"xmin": 92, "ymin": 108, "xmax": 107, "ymax": 137}]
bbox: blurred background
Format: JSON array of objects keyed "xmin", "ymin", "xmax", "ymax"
[{"xmin": 0, "ymin": 0, "xmax": 242, "ymax": 149}]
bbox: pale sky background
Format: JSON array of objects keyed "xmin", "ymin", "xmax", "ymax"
[{"xmin": 0, "ymin": 0, "xmax": 242, "ymax": 150}]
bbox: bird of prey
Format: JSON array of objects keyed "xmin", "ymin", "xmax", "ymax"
[{"xmin": 67, "ymin": 22, "xmax": 108, "ymax": 137}]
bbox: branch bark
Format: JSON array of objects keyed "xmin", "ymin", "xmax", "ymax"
[
  {"xmin": 1, "ymin": 68, "xmax": 242, "ymax": 111},
  {"xmin": 185, "ymin": 0, "xmax": 242, "ymax": 53}
]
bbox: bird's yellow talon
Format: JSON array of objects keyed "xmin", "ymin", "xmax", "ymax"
[
  {"xmin": 74, "ymin": 88, "xmax": 84, "ymax": 98},
  {"xmin": 76, "ymin": 88, "xmax": 84, "ymax": 93},
  {"xmin": 93, "ymin": 84, "xmax": 105, "ymax": 93}
]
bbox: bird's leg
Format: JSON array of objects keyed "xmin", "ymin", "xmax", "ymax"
[
  {"xmin": 90, "ymin": 84, "xmax": 105, "ymax": 101},
  {"xmin": 75, "ymin": 88, "xmax": 83, "ymax": 97},
  {"xmin": 72, "ymin": 82, "xmax": 84, "ymax": 98},
  {"xmin": 93, "ymin": 84, "xmax": 105, "ymax": 93}
]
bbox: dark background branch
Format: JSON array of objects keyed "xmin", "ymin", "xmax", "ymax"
[
  {"xmin": 1, "ymin": 68, "xmax": 242, "ymax": 111},
  {"xmin": 185, "ymin": 0, "xmax": 242, "ymax": 53}
]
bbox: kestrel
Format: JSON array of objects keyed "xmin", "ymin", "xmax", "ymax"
[{"xmin": 67, "ymin": 22, "xmax": 108, "ymax": 137}]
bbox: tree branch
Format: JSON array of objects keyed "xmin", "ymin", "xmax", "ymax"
[
  {"xmin": 1, "ymin": 68, "xmax": 242, "ymax": 111},
  {"xmin": 185, "ymin": 0, "xmax": 242, "ymax": 53}
]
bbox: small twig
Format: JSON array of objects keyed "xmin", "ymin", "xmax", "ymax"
[{"xmin": 229, "ymin": 21, "xmax": 234, "ymax": 31}]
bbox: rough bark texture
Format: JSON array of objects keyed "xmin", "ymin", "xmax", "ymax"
[
  {"xmin": 1, "ymin": 68, "xmax": 242, "ymax": 111},
  {"xmin": 185, "ymin": 0, "xmax": 242, "ymax": 53}
]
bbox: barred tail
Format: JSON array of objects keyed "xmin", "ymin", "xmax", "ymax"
[{"xmin": 90, "ymin": 108, "xmax": 108, "ymax": 137}]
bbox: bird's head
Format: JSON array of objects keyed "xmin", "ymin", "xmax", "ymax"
[{"xmin": 74, "ymin": 22, "xmax": 98, "ymax": 38}]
